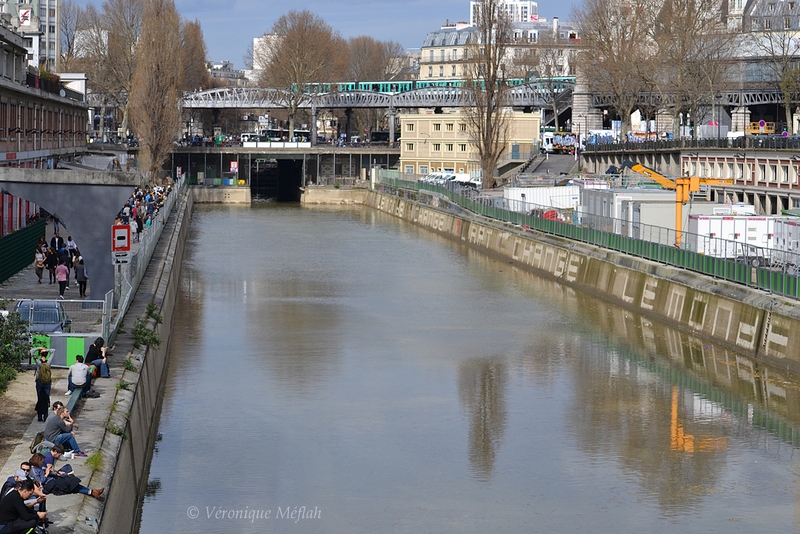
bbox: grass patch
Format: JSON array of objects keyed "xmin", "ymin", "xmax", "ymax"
[
  {"xmin": 123, "ymin": 357, "xmax": 138, "ymax": 372},
  {"xmin": 105, "ymin": 422, "xmax": 128, "ymax": 440},
  {"xmin": 85, "ymin": 450, "xmax": 102, "ymax": 472},
  {"xmin": 146, "ymin": 302, "xmax": 163, "ymax": 324},
  {"xmin": 116, "ymin": 379, "xmax": 132, "ymax": 391},
  {"xmin": 132, "ymin": 316, "xmax": 161, "ymax": 349}
]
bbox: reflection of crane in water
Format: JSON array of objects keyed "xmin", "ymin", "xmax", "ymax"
[{"xmin": 670, "ymin": 386, "xmax": 727, "ymax": 453}]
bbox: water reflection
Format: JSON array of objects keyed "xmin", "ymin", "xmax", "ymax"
[
  {"xmin": 458, "ymin": 357, "xmax": 508, "ymax": 481},
  {"xmin": 136, "ymin": 205, "xmax": 800, "ymax": 533},
  {"xmin": 245, "ymin": 276, "xmax": 344, "ymax": 389}
]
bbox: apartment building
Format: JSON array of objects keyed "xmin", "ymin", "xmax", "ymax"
[{"xmin": 399, "ymin": 109, "xmax": 540, "ymax": 176}]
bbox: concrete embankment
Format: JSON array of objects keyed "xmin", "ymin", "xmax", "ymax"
[
  {"xmin": 301, "ymin": 185, "xmax": 369, "ymax": 205},
  {"xmin": 363, "ymin": 190, "xmax": 800, "ymax": 374},
  {"xmin": 88, "ymin": 189, "xmax": 193, "ymax": 533}
]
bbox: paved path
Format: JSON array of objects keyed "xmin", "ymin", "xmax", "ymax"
[{"xmin": 0, "ymin": 203, "xmax": 162, "ymax": 533}]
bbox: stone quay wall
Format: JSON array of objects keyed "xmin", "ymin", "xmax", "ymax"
[{"xmin": 364, "ymin": 190, "xmax": 800, "ymax": 374}]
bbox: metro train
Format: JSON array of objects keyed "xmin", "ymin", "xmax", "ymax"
[{"xmin": 301, "ymin": 77, "xmax": 575, "ymax": 95}]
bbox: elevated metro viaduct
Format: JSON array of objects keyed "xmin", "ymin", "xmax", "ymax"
[
  {"xmin": 170, "ymin": 145, "xmax": 400, "ymax": 201},
  {"xmin": 0, "ymin": 168, "xmax": 140, "ymax": 298},
  {"xmin": 582, "ymin": 144, "xmax": 800, "ymax": 215}
]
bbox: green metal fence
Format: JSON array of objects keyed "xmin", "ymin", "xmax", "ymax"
[
  {"xmin": 376, "ymin": 175, "xmax": 800, "ymax": 300},
  {"xmin": 0, "ymin": 219, "xmax": 45, "ymax": 284}
]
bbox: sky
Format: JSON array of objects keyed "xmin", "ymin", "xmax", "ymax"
[{"xmin": 73, "ymin": 0, "xmax": 577, "ymax": 71}]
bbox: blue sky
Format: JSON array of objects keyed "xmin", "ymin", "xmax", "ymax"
[{"xmin": 74, "ymin": 0, "xmax": 575, "ymax": 70}]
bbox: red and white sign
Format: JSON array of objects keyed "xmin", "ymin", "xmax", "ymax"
[{"xmin": 112, "ymin": 224, "xmax": 131, "ymax": 252}]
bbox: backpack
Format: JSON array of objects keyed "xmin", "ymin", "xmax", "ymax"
[
  {"xmin": 30, "ymin": 431, "xmax": 45, "ymax": 454},
  {"xmin": 38, "ymin": 363, "xmax": 51, "ymax": 384}
]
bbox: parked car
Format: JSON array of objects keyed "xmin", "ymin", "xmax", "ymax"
[{"xmin": 14, "ymin": 299, "xmax": 72, "ymax": 333}]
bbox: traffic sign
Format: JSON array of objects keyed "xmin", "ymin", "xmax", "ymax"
[
  {"xmin": 112, "ymin": 224, "xmax": 131, "ymax": 252},
  {"xmin": 112, "ymin": 251, "xmax": 130, "ymax": 264}
]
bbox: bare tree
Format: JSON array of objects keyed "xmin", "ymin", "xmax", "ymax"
[
  {"xmin": 344, "ymin": 36, "xmax": 406, "ymax": 137},
  {"xmin": 59, "ymin": 0, "xmax": 83, "ymax": 72},
  {"xmin": 650, "ymin": 0, "xmax": 734, "ymax": 137},
  {"xmin": 463, "ymin": 0, "xmax": 513, "ymax": 189},
  {"xmin": 512, "ymin": 31, "xmax": 574, "ymax": 132},
  {"xmin": 129, "ymin": 0, "xmax": 182, "ymax": 181},
  {"xmin": 78, "ymin": 0, "xmax": 144, "ymax": 136},
  {"xmin": 181, "ymin": 20, "xmax": 210, "ymax": 92},
  {"xmin": 748, "ymin": 4, "xmax": 800, "ymax": 134},
  {"xmin": 258, "ymin": 11, "xmax": 343, "ymax": 140},
  {"xmin": 574, "ymin": 0, "xmax": 654, "ymax": 137},
  {"xmin": 346, "ymin": 36, "xmax": 406, "ymax": 81}
]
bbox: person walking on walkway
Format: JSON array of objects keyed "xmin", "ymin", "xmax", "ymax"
[
  {"xmin": 34, "ymin": 350, "xmax": 52, "ymax": 422},
  {"xmin": 74, "ymin": 258, "xmax": 88, "ymax": 298},
  {"xmin": 33, "ymin": 247, "xmax": 45, "ymax": 284},
  {"xmin": 49, "ymin": 232, "xmax": 64, "ymax": 253},
  {"xmin": 44, "ymin": 248, "xmax": 58, "ymax": 284},
  {"xmin": 55, "ymin": 260, "xmax": 69, "ymax": 299}
]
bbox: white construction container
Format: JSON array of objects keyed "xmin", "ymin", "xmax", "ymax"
[
  {"xmin": 774, "ymin": 218, "xmax": 800, "ymax": 253},
  {"xmin": 687, "ymin": 215, "xmax": 776, "ymax": 260},
  {"xmin": 504, "ymin": 186, "xmax": 580, "ymax": 212}
]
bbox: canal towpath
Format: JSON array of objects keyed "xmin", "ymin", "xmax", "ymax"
[{"xmin": 0, "ymin": 208, "xmax": 172, "ymax": 533}]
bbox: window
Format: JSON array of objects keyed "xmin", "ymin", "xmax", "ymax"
[
  {"xmin": 765, "ymin": 18, "xmax": 772, "ymax": 30},
  {"xmin": 419, "ymin": 165, "xmax": 428, "ymax": 175},
  {"xmin": 429, "ymin": 50, "xmax": 434, "ymax": 61},
  {"xmin": 406, "ymin": 123, "xmax": 414, "ymax": 132},
  {"xmin": 428, "ymin": 66, "xmax": 432, "ymax": 77},
  {"xmin": 405, "ymin": 165, "xmax": 414, "ymax": 174},
  {"xmin": 440, "ymin": 50, "xmax": 445, "ymax": 61},
  {"xmin": 783, "ymin": 165, "xmax": 790, "ymax": 182},
  {"xmin": 406, "ymin": 143, "xmax": 414, "ymax": 151},
  {"xmin": 433, "ymin": 123, "xmax": 441, "ymax": 131},
  {"xmin": 432, "ymin": 143, "xmax": 441, "ymax": 151},
  {"xmin": 439, "ymin": 66, "xmax": 443, "ymax": 76},
  {"xmin": 459, "ymin": 123, "xmax": 467, "ymax": 131},
  {"xmin": 459, "ymin": 144, "xmax": 467, "ymax": 151},
  {"xmin": 771, "ymin": 164, "xmax": 778, "ymax": 182},
  {"xmin": 445, "ymin": 143, "xmax": 453, "ymax": 151},
  {"xmin": 446, "ymin": 123, "xmax": 454, "ymax": 131},
  {"xmin": 452, "ymin": 65, "xmax": 456, "ymax": 76},
  {"xmin": 453, "ymin": 49, "xmax": 458, "ymax": 60},
  {"xmin": 759, "ymin": 163, "xmax": 766, "ymax": 181}
]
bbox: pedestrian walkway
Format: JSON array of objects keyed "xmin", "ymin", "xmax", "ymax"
[{"xmin": 0, "ymin": 191, "xmax": 171, "ymax": 533}]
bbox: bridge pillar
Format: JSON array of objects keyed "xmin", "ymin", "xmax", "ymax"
[
  {"xmin": 732, "ymin": 107, "xmax": 750, "ymax": 133},
  {"xmin": 311, "ymin": 106, "xmax": 317, "ymax": 147},
  {"xmin": 388, "ymin": 107, "xmax": 396, "ymax": 145}
]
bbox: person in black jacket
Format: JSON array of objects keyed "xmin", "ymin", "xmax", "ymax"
[
  {"xmin": 44, "ymin": 248, "xmax": 58, "ymax": 284},
  {"xmin": 0, "ymin": 479, "xmax": 46, "ymax": 533},
  {"xmin": 49, "ymin": 232, "xmax": 64, "ymax": 254}
]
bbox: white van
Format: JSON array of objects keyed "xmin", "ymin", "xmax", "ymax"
[{"xmin": 541, "ymin": 132, "xmax": 555, "ymax": 153}]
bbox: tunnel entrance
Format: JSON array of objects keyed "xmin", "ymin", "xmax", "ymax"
[{"xmin": 248, "ymin": 157, "xmax": 302, "ymax": 201}]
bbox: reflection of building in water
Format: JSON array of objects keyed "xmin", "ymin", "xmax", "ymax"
[{"xmin": 458, "ymin": 357, "xmax": 508, "ymax": 481}]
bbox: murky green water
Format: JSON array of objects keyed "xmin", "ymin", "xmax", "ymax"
[{"xmin": 137, "ymin": 203, "xmax": 800, "ymax": 533}]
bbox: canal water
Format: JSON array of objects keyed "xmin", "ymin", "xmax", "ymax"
[{"xmin": 137, "ymin": 203, "xmax": 800, "ymax": 533}]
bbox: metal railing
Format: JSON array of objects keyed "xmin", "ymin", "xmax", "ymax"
[
  {"xmin": 584, "ymin": 136, "xmax": 800, "ymax": 153},
  {"xmin": 375, "ymin": 172, "xmax": 800, "ymax": 300},
  {"xmin": 106, "ymin": 178, "xmax": 187, "ymax": 341}
]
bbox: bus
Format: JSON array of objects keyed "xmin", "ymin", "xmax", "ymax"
[{"xmin": 260, "ymin": 128, "xmax": 312, "ymax": 142}]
